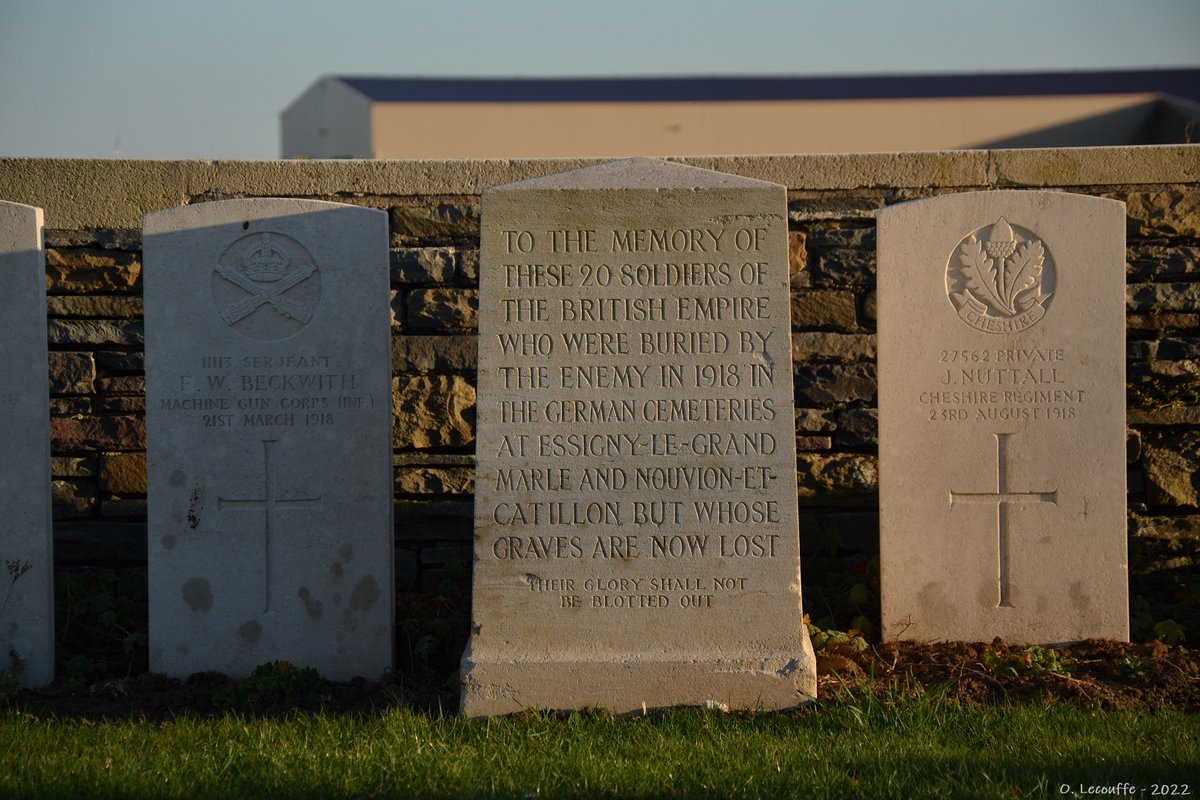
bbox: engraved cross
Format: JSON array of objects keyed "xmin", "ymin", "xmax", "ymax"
[
  {"xmin": 218, "ymin": 439, "xmax": 322, "ymax": 613},
  {"xmin": 949, "ymin": 432, "xmax": 1057, "ymax": 608}
]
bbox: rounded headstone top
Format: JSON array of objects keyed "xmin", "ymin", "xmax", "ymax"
[{"xmin": 486, "ymin": 157, "xmax": 783, "ymax": 193}]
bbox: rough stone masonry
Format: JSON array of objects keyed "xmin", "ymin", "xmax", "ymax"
[{"xmin": 0, "ymin": 149, "xmax": 1195, "ymax": 665}]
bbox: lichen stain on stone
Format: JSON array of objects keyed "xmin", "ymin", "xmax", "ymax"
[
  {"xmin": 338, "ymin": 543, "xmax": 354, "ymax": 563},
  {"xmin": 187, "ymin": 482, "xmax": 204, "ymax": 529},
  {"xmin": 329, "ymin": 561, "xmax": 344, "ymax": 579},
  {"xmin": 238, "ymin": 620, "xmax": 262, "ymax": 645},
  {"xmin": 182, "ymin": 577, "xmax": 213, "ymax": 612},
  {"xmin": 917, "ymin": 582, "xmax": 952, "ymax": 622},
  {"xmin": 776, "ymin": 659, "xmax": 800, "ymax": 677},
  {"xmin": 297, "ymin": 587, "xmax": 324, "ymax": 620},
  {"xmin": 974, "ymin": 582, "xmax": 997, "ymax": 608},
  {"xmin": 350, "ymin": 575, "xmax": 380, "ymax": 611},
  {"xmin": 161, "ymin": 534, "xmax": 177, "ymax": 550},
  {"xmin": 169, "ymin": 470, "xmax": 186, "ymax": 488},
  {"xmin": 1068, "ymin": 582, "xmax": 1093, "ymax": 614}
]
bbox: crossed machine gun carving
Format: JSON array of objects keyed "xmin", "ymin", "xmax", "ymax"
[{"xmin": 215, "ymin": 235, "xmax": 317, "ymax": 325}]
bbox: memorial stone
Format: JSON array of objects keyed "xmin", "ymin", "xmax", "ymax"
[
  {"xmin": 145, "ymin": 199, "xmax": 393, "ymax": 680},
  {"xmin": 0, "ymin": 201, "xmax": 54, "ymax": 687},
  {"xmin": 461, "ymin": 158, "xmax": 816, "ymax": 716},
  {"xmin": 877, "ymin": 190, "xmax": 1128, "ymax": 643}
]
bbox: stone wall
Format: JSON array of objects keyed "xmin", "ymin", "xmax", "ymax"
[{"xmin": 2, "ymin": 147, "xmax": 1198, "ymax": 641}]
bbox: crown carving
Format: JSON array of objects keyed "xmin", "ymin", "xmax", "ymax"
[{"xmin": 242, "ymin": 234, "xmax": 289, "ymax": 282}]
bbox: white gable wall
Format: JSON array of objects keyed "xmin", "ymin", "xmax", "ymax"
[{"xmin": 281, "ymin": 77, "xmax": 373, "ymax": 158}]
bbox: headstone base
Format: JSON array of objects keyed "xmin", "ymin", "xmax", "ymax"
[{"xmin": 461, "ymin": 644, "xmax": 816, "ymax": 716}]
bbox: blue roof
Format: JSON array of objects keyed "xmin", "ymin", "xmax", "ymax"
[{"xmin": 336, "ymin": 70, "xmax": 1200, "ymax": 104}]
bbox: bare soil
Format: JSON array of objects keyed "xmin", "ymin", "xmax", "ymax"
[{"xmin": 817, "ymin": 638, "xmax": 1200, "ymax": 710}]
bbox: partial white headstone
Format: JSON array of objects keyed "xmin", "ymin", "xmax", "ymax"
[
  {"xmin": 0, "ymin": 201, "xmax": 54, "ymax": 687},
  {"xmin": 461, "ymin": 158, "xmax": 816, "ymax": 716},
  {"xmin": 877, "ymin": 190, "xmax": 1127, "ymax": 643},
  {"xmin": 145, "ymin": 199, "xmax": 393, "ymax": 680}
]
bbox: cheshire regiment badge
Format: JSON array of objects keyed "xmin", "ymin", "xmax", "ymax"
[{"xmin": 946, "ymin": 218, "xmax": 1055, "ymax": 334}]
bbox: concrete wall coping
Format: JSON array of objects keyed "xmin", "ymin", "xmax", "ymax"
[{"xmin": 2, "ymin": 145, "xmax": 1197, "ymax": 230}]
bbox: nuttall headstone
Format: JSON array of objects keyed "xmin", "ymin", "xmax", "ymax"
[
  {"xmin": 877, "ymin": 190, "xmax": 1127, "ymax": 643},
  {"xmin": 0, "ymin": 201, "xmax": 54, "ymax": 687},
  {"xmin": 144, "ymin": 199, "xmax": 393, "ymax": 680},
  {"xmin": 461, "ymin": 158, "xmax": 816, "ymax": 716}
]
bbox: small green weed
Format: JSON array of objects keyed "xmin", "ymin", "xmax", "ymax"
[
  {"xmin": 1130, "ymin": 584, "xmax": 1198, "ymax": 646},
  {"xmin": 1153, "ymin": 619, "xmax": 1187, "ymax": 645},
  {"xmin": 216, "ymin": 661, "xmax": 329, "ymax": 707},
  {"xmin": 807, "ymin": 621, "xmax": 869, "ymax": 653},
  {"xmin": 62, "ymin": 655, "xmax": 95, "ymax": 685},
  {"xmin": 1119, "ymin": 655, "xmax": 1149, "ymax": 677},
  {"xmin": 803, "ymin": 529, "xmax": 880, "ymax": 639},
  {"xmin": 395, "ymin": 558, "xmax": 470, "ymax": 688},
  {"xmin": 56, "ymin": 570, "xmax": 148, "ymax": 681},
  {"xmin": 982, "ymin": 645, "xmax": 1072, "ymax": 678}
]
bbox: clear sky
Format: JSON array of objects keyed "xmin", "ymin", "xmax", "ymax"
[{"xmin": 1, "ymin": 0, "xmax": 1197, "ymax": 160}]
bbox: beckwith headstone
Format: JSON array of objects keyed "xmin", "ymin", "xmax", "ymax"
[
  {"xmin": 145, "ymin": 199, "xmax": 393, "ymax": 680},
  {"xmin": 0, "ymin": 201, "xmax": 54, "ymax": 687},
  {"xmin": 461, "ymin": 158, "xmax": 816, "ymax": 716},
  {"xmin": 877, "ymin": 190, "xmax": 1127, "ymax": 643}
]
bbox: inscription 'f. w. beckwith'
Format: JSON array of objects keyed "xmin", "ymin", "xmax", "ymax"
[
  {"xmin": 949, "ymin": 432, "xmax": 1058, "ymax": 608},
  {"xmin": 218, "ymin": 439, "xmax": 323, "ymax": 613}
]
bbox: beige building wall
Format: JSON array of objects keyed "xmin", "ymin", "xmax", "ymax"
[{"xmin": 367, "ymin": 94, "xmax": 1153, "ymax": 158}]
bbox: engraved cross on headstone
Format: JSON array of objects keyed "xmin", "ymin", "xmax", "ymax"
[
  {"xmin": 949, "ymin": 432, "xmax": 1058, "ymax": 608},
  {"xmin": 218, "ymin": 439, "xmax": 322, "ymax": 613}
]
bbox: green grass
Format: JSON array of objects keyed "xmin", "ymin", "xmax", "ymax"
[{"xmin": 2, "ymin": 698, "xmax": 1196, "ymax": 799}]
